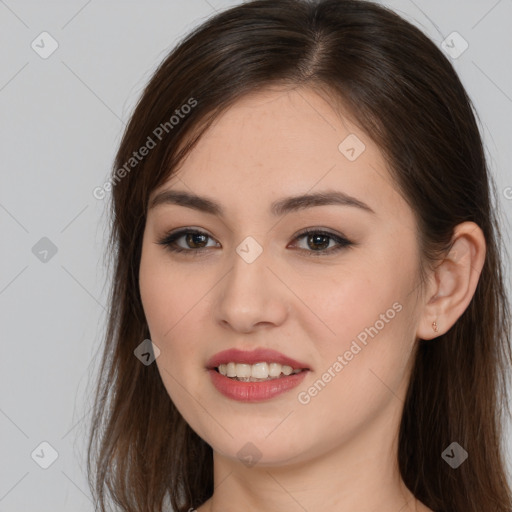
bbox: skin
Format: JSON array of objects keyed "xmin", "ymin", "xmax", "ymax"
[{"xmin": 139, "ymin": 86, "xmax": 486, "ymax": 512}]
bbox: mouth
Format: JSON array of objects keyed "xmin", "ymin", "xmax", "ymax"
[
  {"xmin": 214, "ymin": 361, "xmax": 306, "ymax": 382},
  {"xmin": 206, "ymin": 348, "xmax": 310, "ymax": 402},
  {"xmin": 206, "ymin": 347, "xmax": 310, "ymax": 383}
]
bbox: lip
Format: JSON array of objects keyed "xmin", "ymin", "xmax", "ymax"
[
  {"xmin": 208, "ymin": 368, "xmax": 308, "ymax": 402},
  {"xmin": 206, "ymin": 348, "xmax": 310, "ymax": 371}
]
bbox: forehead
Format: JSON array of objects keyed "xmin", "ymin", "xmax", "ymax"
[{"xmin": 152, "ymin": 87, "xmax": 406, "ymax": 223}]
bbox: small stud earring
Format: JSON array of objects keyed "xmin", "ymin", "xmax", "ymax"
[{"xmin": 432, "ymin": 320, "xmax": 439, "ymax": 333}]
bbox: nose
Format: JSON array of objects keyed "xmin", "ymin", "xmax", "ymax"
[{"xmin": 213, "ymin": 245, "xmax": 290, "ymax": 333}]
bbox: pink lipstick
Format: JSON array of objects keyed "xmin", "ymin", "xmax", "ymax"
[{"xmin": 206, "ymin": 348, "xmax": 310, "ymax": 402}]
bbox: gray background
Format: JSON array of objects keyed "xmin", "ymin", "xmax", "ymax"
[{"xmin": 1, "ymin": 0, "xmax": 511, "ymax": 510}]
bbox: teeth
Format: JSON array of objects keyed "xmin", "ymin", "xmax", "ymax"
[
  {"xmin": 236, "ymin": 363, "xmax": 251, "ymax": 378},
  {"xmin": 226, "ymin": 362, "xmax": 236, "ymax": 377},
  {"xmin": 269, "ymin": 362, "xmax": 281, "ymax": 377},
  {"xmin": 217, "ymin": 362, "xmax": 303, "ymax": 381},
  {"xmin": 251, "ymin": 362, "xmax": 268, "ymax": 379},
  {"xmin": 282, "ymin": 365, "xmax": 293, "ymax": 376}
]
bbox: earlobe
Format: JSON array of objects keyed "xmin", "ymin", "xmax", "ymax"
[{"xmin": 416, "ymin": 221, "xmax": 486, "ymax": 340}]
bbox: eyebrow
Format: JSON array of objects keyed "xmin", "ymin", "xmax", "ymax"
[{"xmin": 149, "ymin": 189, "xmax": 376, "ymax": 216}]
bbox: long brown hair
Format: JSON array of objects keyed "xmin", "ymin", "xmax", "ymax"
[{"xmin": 86, "ymin": 1, "xmax": 512, "ymax": 511}]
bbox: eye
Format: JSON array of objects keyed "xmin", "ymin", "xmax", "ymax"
[
  {"xmin": 156, "ymin": 227, "xmax": 353, "ymax": 257},
  {"xmin": 157, "ymin": 228, "xmax": 219, "ymax": 256},
  {"xmin": 289, "ymin": 228, "xmax": 353, "ymax": 257}
]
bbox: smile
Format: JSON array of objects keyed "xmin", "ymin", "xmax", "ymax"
[
  {"xmin": 216, "ymin": 361, "xmax": 303, "ymax": 381},
  {"xmin": 206, "ymin": 347, "xmax": 310, "ymax": 402}
]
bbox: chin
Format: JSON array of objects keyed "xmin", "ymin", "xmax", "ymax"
[{"xmin": 199, "ymin": 425, "xmax": 313, "ymax": 468}]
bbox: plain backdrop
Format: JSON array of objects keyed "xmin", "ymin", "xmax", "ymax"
[{"xmin": 1, "ymin": 0, "xmax": 511, "ymax": 510}]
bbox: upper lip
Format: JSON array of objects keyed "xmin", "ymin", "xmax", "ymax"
[{"xmin": 206, "ymin": 348, "xmax": 310, "ymax": 370}]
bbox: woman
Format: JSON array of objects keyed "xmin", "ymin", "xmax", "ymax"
[{"xmin": 87, "ymin": 1, "xmax": 512, "ymax": 511}]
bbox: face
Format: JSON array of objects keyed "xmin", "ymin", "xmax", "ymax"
[{"xmin": 139, "ymin": 86, "xmax": 425, "ymax": 467}]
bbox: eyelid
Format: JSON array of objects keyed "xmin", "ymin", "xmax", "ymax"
[
  {"xmin": 288, "ymin": 227, "xmax": 353, "ymax": 256},
  {"xmin": 156, "ymin": 226, "xmax": 354, "ymax": 257}
]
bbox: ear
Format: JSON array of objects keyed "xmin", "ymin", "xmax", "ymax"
[{"xmin": 416, "ymin": 221, "xmax": 486, "ymax": 340}]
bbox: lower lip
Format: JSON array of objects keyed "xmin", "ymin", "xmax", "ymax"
[{"xmin": 208, "ymin": 368, "xmax": 309, "ymax": 402}]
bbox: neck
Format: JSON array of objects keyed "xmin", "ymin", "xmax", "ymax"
[{"xmin": 203, "ymin": 402, "xmax": 426, "ymax": 512}]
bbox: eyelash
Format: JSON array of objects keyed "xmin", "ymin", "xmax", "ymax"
[{"xmin": 156, "ymin": 227, "xmax": 353, "ymax": 258}]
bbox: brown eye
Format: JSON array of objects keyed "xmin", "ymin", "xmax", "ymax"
[
  {"xmin": 305, "ymin": 233, "xmax": 331, "ymax": 251},
  {"xmin": 184, "ymin": 232, "xmax": 209, "ymax": 249},
  {"xmin": 290, "ymin": 229, "xmax": 353, "ymax": 257},
  {"xmin": 157, "ymin": 227, "xmax": 353, "ymax": 257},
  {"xmin": 157, "ymin": 228, "xmax": 219, "ymax": 254}
]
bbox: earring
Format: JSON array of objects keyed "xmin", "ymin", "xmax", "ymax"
[{"xmin": 432, "ymin": 320, "xmax": 439, "ymax": 333}]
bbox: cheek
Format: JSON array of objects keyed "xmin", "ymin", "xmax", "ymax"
[
  {"xmin": 320, "ymin": 241, "xmax": 417, "ymax": 341},
  {"xmin": 139, "ymin": 247, "xmax": 201, "ymax": 340},
  {"xmin": 296, "ymin": 260, "xmax": 395, "ymax": 347},
  {"xmin": 139, "ymin": 273, "xmax": 173, "ymax": 343},
  {"xmin": 139, "ymin": 246, "xmax": 214, "ymax": 387},
  {"xmin": 298, "ymin": 257, "xmax": 416, "ymax": 396},
  {"xmin": 139, "ymin": 251, "xmax": 208, "ymax": 419}
]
